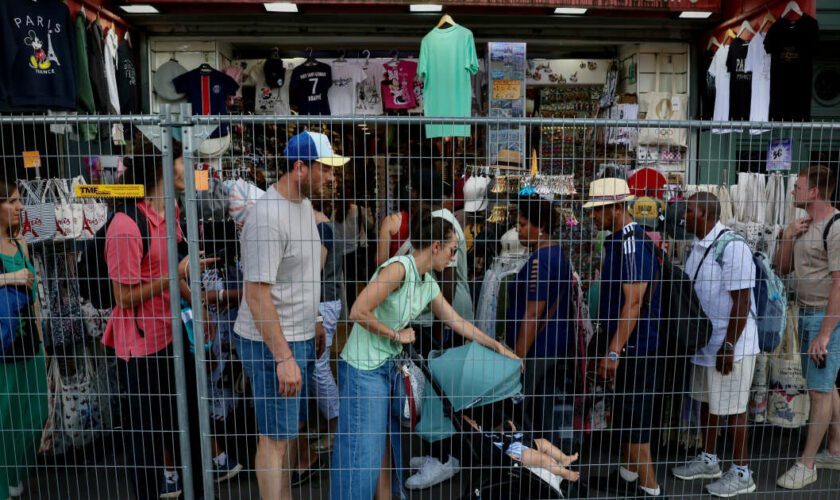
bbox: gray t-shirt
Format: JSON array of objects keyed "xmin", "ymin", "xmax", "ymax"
[
  {"xmin": 234, "ymin": 187, "xmax": 321, "ymax": 342},
  {"xmin": 318, "ymin": 221, "xmax": 345, "ymax": 303}
]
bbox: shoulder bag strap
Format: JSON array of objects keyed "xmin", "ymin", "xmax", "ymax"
[
  {"xmin": 823, "ymin": 213, "xmax": 840, "ymax": 252},
  {"xmin": 692, "ymin": 229, "xmax": 730, "ymax": 282}
]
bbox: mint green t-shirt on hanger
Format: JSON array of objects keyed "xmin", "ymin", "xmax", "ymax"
[{"xmin": 418, "ymin": 25, "xmax": 479, "ymax": 138}]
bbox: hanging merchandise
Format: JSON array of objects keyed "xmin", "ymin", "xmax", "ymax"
[
  {"xmin": 355, "ymin": 55, "xmax": 383, "ymax": 115},
  {"xmin": 173, "ymin": 64, "xmax": 239, "ymax": 136},
  {"xmin": 381, "ymin": 58, "xmax": 418, "ymax": 110},
  {"xmin": 764, "ymin": 13, "xmax": 819, "ymax": 121},
  {"xmin": 47, "ymin": 179, "xmax": 83, "ymax": 241},
  {"xmin": 638, "ymin": 54, "xmax": 688, "ymax": 148},
  {"xmin": 103, "ymin": 27, "xmax": 120, "ymax": 118},
  {"xmin": 726, "ymin": 37, "xmax": 752, "ymax": 121},
  {"xmin": 153, "ymin": 57, "xmax": 187, "ymax": 102},
  {"xmin": 70, "ymin": 176, "xmax": 108, "ymax": 239},
  {"xmin": 708, "ymin": 44, "xmax": 731, "ymax": 126},
  {"xmin": 246, "ymin": 59, "xmax": 291, "ymax": 115},
  {"xmin": 20, "ymin": 179, "xmax": 57, "ymax": 244},
  {"xmin": 290, "ymin": 56, "xmax": 332, "ymax": 115},
  {"xmin": 0, "ymin": 0, "xmax": 77, "ymax": 111},
  {"xmin": 116, "ymin": 36, "xmax": 139, "ymax": 114},
  {"xmin": 418, "ymin": 15, "xmax": 479, "ymax": 138},
  {"xmin": 606, "ymin": 103, "xmax": 639, "ymax": 147},
  {"xmin": 328, "ymin": 60, "xmax": 367, "ymax": 116},
  {"xmin": 86, "ymin": 21, "xmax": 112, "ymax": 114},
  {"xmin": 73, "ymin": 12, "xmax": 96, "ymax": 141},
  {"xmin": 225, "ymin": 178, "xmax": 265, "ymax": 230},
  {"xmin": 37, "ymin": 250, "xmax": 85, "ymax": 350},
  {"xmin": 767, "ymin": 304, "xmax": 809, "ymax": 428},
  {"xmin": 700, "ymin": 46, "xmax": 717, "ymax": 121},
  {"xmin": 745, "ymin": 32, "xmax": 771, "ymax": 124}
]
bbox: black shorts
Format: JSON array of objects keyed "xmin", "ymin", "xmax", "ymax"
[{"xmin": 613, "ymin": 355, "xmax": 660, "ymax": 444}]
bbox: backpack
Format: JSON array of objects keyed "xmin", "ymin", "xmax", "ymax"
[
  {"xmin": 712, "ymin": 231, "xmax": 787, "ymax": 353},
  {"xmin": 620, "ymin": 228, "xmax": 715, "ymax": 355},
  {"xmin": 77, "ymin": 204, "xmax": 150, "ymax": 310},
  {"xmin": 824, "ymin": 213, "xmax": 840, "ymax": 251}
]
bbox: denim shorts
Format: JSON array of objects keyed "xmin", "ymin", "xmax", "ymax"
[
  {"xmin": 234, "ymin": 335, "xmax": 314, "ymax": 440},
  {"xmin": 799, "ymin": 308, "xmax": 840, "ymax": 393}
]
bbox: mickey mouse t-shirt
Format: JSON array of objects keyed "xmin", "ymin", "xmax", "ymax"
[
  {"xmin": 290, "ymin": 61, "xmax": 332, "ymax": 115},
  {"xmin": 173, "ymin": 67, "xmax": 239, "ymax": 136}
]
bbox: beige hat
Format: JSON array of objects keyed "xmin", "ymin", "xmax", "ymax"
[
  {"xmin": 493, "ymin": 149, "xmax": 524, "ymax": 168},
  {"xmin": 582, "ymin": 178, "xmax": 635, "ymax": 209}
]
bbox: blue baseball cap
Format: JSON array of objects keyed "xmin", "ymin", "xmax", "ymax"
[{"xmin": 284, "ymin": 131, "xmax": 350, "ymax": 167}]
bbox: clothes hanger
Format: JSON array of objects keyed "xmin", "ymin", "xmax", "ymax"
[
  {"xmin": 722, "ymin": 28, "xmax": 738, "ymax": 44},
  {"xmin": 270, "ymin": 46, "xmax": 281, "ymax": 60},
  {"xmin": 199, "ymin": 53, "xmax": 213, "ymax": 72},
  {"xmin": 706, "ymin": 35, "xmax": 721, "ymax": 51},
  {"xmin": 782, "ymin": 1, "xmax": 804, "ymax": 19},
  {"xmin": 333, "ymin": 49, "xmax": 346, "ymax": 63},
  {"xmin": 304, "ymin": 47, "xmax": 316, "ymax": 65},
  {"xmin": 386, "ymin": 50, "xmax": 399, "ymax": 66},
  {"xmin": 736, "ymin": 20, "xmax": 756, "ymax": 39},
  {"xmin": 362, "ymin": 49, "xmax": 371, "ymax": 69},
  {"xmin": 759, "ymin": 11, "xmax": 777, "ymax": 32},
  {"xmin": 436, "ymin": 14, "xmax": 456, "ymax": 29}
]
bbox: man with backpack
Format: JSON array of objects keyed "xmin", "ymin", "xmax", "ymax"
[
  {"xmin": 774, "ymin": 165, "xmax": 840, "ymax": 490},
  {"xmin": 584, "ymin": 178, "xmax": 666, "ymax": 498},
  {"xmin": 671, "ymin": 192, "xmax": 759, "ymax": 497}
]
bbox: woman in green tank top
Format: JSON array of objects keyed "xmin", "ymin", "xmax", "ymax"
[
  {"xmin": 331, "ymin": 207, "xmax": 518, "ymax": 500},
  {"xmin": 0, "ymin": 182, "xmax": 48, "ymax": 500}
]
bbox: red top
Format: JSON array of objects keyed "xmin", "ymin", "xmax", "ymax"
[
  {"xmin": 102, "ymin": 201, "xmax": 183, "ymax": 360},
  {"xmin": 389, "ymin": 210, "xmax": 410, "ymax": 257}
]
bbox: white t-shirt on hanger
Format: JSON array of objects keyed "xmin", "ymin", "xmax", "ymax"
[
  {"xmin": 745, "ymin": 32, "xmax": 771, "ymax": 124},
  {"xmin": 328, "ymin": 61, "xmax": 367, "ymax": 115},
  {"xmin": 355, "ymin": 63, "xmax": 384, "ymax": 115},
  {"xmin": 708, "ymin": 45, "xmax": 730, "ymax": 122},
  {"xmin": 246, "ymin": 60, "xmax": 292, "ymax": 115}
]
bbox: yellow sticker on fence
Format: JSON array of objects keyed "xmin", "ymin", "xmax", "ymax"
[
  {"xmin": 195, "ymin": 170, "xmax": 210, "ymax": 192},
  {"xmin": 74, "ymin": 184, "xmax": 145, "ymax": 198},
  {"xmin": 22, "ymin": 151, "xmax": 42, "ymax": 169}
]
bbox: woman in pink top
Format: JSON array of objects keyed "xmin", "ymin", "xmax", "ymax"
[{"xmin": 103, "ymin": 133, "xmax": 216, "ymax": 499}]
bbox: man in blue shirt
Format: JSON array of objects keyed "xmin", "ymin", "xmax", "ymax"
[{"xmin": 584, "ymin": 178, "xmax": 665, "ymax": 498}]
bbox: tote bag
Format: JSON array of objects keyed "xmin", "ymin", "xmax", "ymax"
[
  {"xmin": 70, "ymin": 176, "xmax": 108, "ymax": 239},
  {"xmin": 638, "ymin": 54, "xmax": 688, "ymax": 148},
  {"xmin": 19, "ymin": 179, "xmax": 56, "ymax": 244},
  {"xmin": 767, "ymin": 305, "xmax": 810, "ymax": 428},
  {"xmin": 47, "ymin": 179, "xmax": 84, "ymax": 241}
]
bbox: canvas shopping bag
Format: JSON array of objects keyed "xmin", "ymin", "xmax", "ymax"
[
  {"xmin": 70, "ymin": 176, "xmax": 108, "ymax": 239},
  {"xmin": 19, "ymin": 179, "xmax": 56, "ymax": 244},
  {"xmin": 638, "ymin": 54, "xmax": 688, "ymax": 148},
  {"xmin": 47, "ymin": 179, "xmax": 83, "ymax": 241},
  {"xmin": 767, "ymin": 304, "xmax": 810, "ymax": 428}
]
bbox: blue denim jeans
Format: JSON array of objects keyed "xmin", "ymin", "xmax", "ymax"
[
  {"xmin": 330, "ymin": 359, "xmax": 407, "ymax": 500},
  {"xmin": 799, "ymin": 308, "xmax": 840, "ymax": 393}
]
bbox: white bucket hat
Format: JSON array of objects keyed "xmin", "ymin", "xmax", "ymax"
[{"xmin": 582, "ymin": 178, "xmax": 635, "ymax": 209}]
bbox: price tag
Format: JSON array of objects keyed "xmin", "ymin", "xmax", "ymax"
[
  {"xmin": 22, "ymin": 151, "xmax": 42, "ymax": 169},
  {"xmin": 671, "ymin": 96, "xmax": 682, "ymax": 112},
  {"xmin": 195, "ymin": 170, "xmax": 210, "ymax": 192}
]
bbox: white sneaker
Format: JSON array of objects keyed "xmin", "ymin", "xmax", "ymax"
[
  {"xmin": 7, "ymin": 482, "xmax": 23, "ymax": 498},
  {"xmin": 814, "ymin": 450, "xmax": 840, "ymax": 470},
  {"xmin": 405, "ymin": 456, "xmax": 460, "ymax": 490},
  {"xmin": 776, "ymin": 462, "xmax": 817, "ymax": 490},
  {"xmin": 409, "ymin": 455, "xmax": 432, "ymax": 470}
]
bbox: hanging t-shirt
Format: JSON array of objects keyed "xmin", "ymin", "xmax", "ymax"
[
  {"xmin": 726, "ymin": 38, "xmax": 752, "ymax": 121},
  {"xmin": 418, "ymin": 24, "xmax": 479, "ymax": 138},
  {"xmin": 708, "ymin": 44, "xmax": 731, "ymax": 122},
  {"xmin": 355, "ymin": 63, "xmax": 383, "ymax": 115},
  {"xmin": 290, "ymin": 60, "xmax": 332, "ymax": 115},
  {"xmin": 116, "ymin": 39, "xmax": 139, "ymax": 114},
  {"xmin": 86, "ymin": 22, "xmax": 111, "ymax": 114},
  {"xmin": 327, "ymin": 61, "xmax": 366, "ymax": 116},
  {"xmin": 764, "ymin": 15, "xmax": 819, "ymax": 121},
  {"xmin": 0, "ymin": 0, "xmax": 77, "ymax": 110},
  {"xmin": 245, "ymin": 60, "xmax": 291, "ymax": 115},
  {"xmin": 173, "ymin": 67, "xmax": 239, "ymax": 137},
  {"xmin": 701, "ymin": 49, "xmax": 716, "ymax": 121},
  {"xmin": 381, "ymin": 60, "xmax": 417, "ymax": 110},
  {"xmin": 745, "ymin": 32, "xmax": 771, "ymax": 123}
]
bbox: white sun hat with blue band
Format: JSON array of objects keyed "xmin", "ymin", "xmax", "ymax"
[
  {"xmin": 582, "ymin": 178, "xmax": 636, "ymax": 209},
  {"xmin": 284, "ymin": 131, "xmax": 351, "ymax": 167}
]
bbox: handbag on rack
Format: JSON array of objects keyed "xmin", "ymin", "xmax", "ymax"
[
  {"xmin": 638, "ymin": 54, "xmax": 688, "ymax": 148},
  {"xmin": 767, "ymin": 304, "xmax": 810, "ymax": 428},
  {"xmin": 70, "ymin": 177, "xmax": 108, "ymax": 239},
  {"xmin": 19, "ymin": 179, "xmax": 56, "ymax": 244},
  {"xmin": 47, "ymin": 179, "xmax": 84, "ymax": 241}
]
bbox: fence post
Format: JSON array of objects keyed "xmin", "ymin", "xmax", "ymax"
[
  {"xmin": 159, "ymin": 103, "xmax": 197, "ymax": 500},
  {"xmin": 180, "ymin": 104, "xmax": 217, "ymax": 498}
]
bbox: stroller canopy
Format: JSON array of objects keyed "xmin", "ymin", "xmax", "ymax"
[{"xmin": 416, "ymin": 342, "xmax": 522, "ymax": 443}]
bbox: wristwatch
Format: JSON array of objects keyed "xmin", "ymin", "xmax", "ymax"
[
  {"xmin": 721, "ymin": 341, "xmax": 735, "ymax": 353},
  {"xmin": 316, "ymin": 315, "xmax": 324, "ymax": 324},
  {"xmin": 608, "ymin": 351, "xmax": 620, "ymax": 362}
]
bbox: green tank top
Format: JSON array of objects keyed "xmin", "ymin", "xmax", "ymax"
[{"xmin": 340, "ymin": 255, "xmax": 441, "ymax": 371}]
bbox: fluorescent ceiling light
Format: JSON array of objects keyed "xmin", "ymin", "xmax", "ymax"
[
  {"xmin": 679, "ymin": 11, "xmax": 713, "ymax": 19},
  {"xmin": 120, "ymin": 4, "xmax": 159, "ymax": 14},
  {"xmin": 410, "ymin": 4, "xmax": 443, "ymax": 12},
  {"xmin": 554, "ymin": 8, "xmax": 587, "ymax": 15},
  {"xmin": 264, "ymin": 2, "xmax": 298, "ymax": 12}
]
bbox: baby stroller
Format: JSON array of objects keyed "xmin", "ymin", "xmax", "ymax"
[{"xmin": 409, "ymin": 343, "xmax": 576, "ymax": 499}]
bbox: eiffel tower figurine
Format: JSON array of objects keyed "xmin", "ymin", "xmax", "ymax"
[{"xmin": 46, "ymin": 29, "xmax": 61, "ymax": 66}]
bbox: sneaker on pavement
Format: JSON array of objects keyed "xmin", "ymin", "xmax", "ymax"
[
  {"xmin": 405, "ymin": 456, "xmax": 460, "ymax": 490},
  {"xmin": 705, "ymin": 468, "xmax": 756, "ymax": 498},
  {"xmin": 409, "ymin": 456, "xmax": 432, "ymax": 470},
  {"xmin": 159, "ymin": 476, "xmax": 182, "ymax": 499},
  {"xmin": 590, "ymin": 470, "xmax": 638, "ymax": 495},
  {"xmin": 213, "ymin": 456, "xmax": 243, "ymax": 483},
  {"xmin": 814, "ymin": 450, "xmax": 840, "ymax": 470},
  {"xmin": 7, "ymin": 482, "xmax": 23, "ymax": 498},
  {"xmin": 776, "ymin": 462, "xmax": 817, "ymax": 490},
  {"xmin": 633, "ymin": 484, "xmax": 669, "ymax": 498},
  {"xmin": 672, "ymin": 454, "xmax": 723, "ymax": 481}
]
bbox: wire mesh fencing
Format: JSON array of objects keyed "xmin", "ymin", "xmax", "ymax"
[{"xmin": 1, "ymin": 112, "xmax": 839, "ymax": 499}]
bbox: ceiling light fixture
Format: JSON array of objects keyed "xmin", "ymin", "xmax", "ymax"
[
  {"xmin": 264, "ymin": 2, "xmax": 299, "ymax": 13},
  {"xmin": 554, "ymin": 8, "xmax": 587, "ymax": 15},
  {"xmin": 119, "ymin": 4, "xmax": 160, "ymax": 14},
  {"xmin": 679, "ymin": 11, "xmax": 713, "ymax": 19},
  {"xmin": 410, "ymin": 4, "xmax": 443, "ymax": 13}
]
